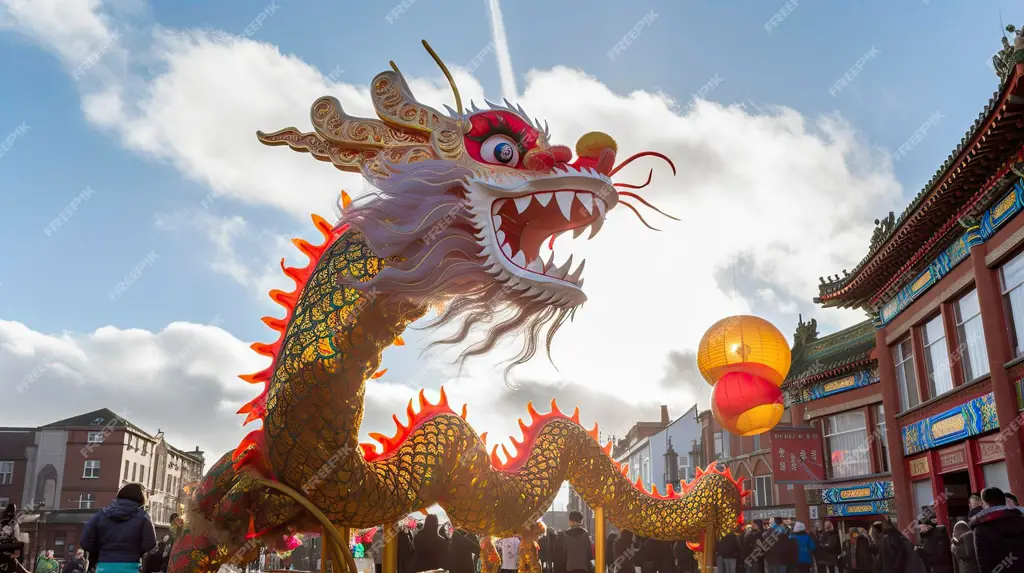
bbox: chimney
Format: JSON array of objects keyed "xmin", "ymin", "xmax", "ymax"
[{"xmin": 660, "ymin": 405, "xmax": 669, "ymax": 425}]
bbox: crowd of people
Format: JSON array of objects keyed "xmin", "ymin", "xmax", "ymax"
[
  {"xmin": 5, "ymin": 483, "xmax": 1024, "ymax": 573},
  {"xmin": 0, "ymin": 484, "xmax": 181, "ymax": 573}
]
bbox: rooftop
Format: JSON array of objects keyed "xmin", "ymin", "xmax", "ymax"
[
  {"xmin": 783, "ymin": 317, "xmax": 876, "ymax": 386},
  {"xmin": 815, "ymin": 27, "xmax": 1024, "ymax": 311}
]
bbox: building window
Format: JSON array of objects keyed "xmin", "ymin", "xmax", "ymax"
[
  {"xmin": 123, "ymin": 460, "xmax": 130, "ymax": 480},
  {"xmin": 1002, "ymin": 251, "xmax": 1024, "ymax": 356},
  {"xmin": 642, "ymin": 457, "xmax": 650, "ymax": 485},
  {"xmin": 132, "ymin": 463, "xmax": 137, "ymax": 481},
  {"xmin": 752, "ymin": 433, "xmax": 761, "ymax": 451},
  {"xmin": 140, "ymin": 465, "xmax": 146, "ymax": 483},
  {"xmin": 0, "ymin": 498, "xmax": 8, "ymax": 508},
  {"xmin": 83, "ymin": 460, "xmax": 100, "ymax": 479},
  {"xmin": 714, "ymin": 432, "xmax": 723, "ymax": 458},
  {"xmin": 893, "ymin": 338, "xmax": 920, "ymax": 411},
  {"xmin": 824, "ymin": 411, "xmax": 870, "ymax": 479},
  {"xmin": 0, "ymin": 462, "xmax": 13, "ymax": 485},
  {"xmin": 875, "ymin": 404, "xmax": 890, "ymax": 473},
  {"xmin": 954, "ymin": 289, "xmax": 990, "ymax": 381},
  {"xmin": 753, "ymin": 475, "xmax": 773, "ymax": 507},
  {"xmin": 921, "ymin": 315, "xmax": 954, "ymax": 398},
  {"xmin": 87, "ymin": 432, "xmax": 105, "ymax": 444},
  {"xmin": 77, "ymin": 493, "xmax": 95, "ymax": 509},
  {"xmin": 677, "ymin": 456, "xmax": 690, "ymax": 481},
  {"xmin": 722, "ymin": 431, "xmax": 732, "ymax": 458}
]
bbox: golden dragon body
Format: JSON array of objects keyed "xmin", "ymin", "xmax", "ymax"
[{"xmin": 168, "ymin": 42, "xmax": 744, "ymax": 573}]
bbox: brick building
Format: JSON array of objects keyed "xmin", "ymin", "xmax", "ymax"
[
  {"xmin": 811, "ymin": 29, "xmax": 1024, "ymax": 528},
  {"xmin": 0, "ymin": 409, "xmax": 205, "ymax": 564},
  {"xmin": 696, "ymin": 408, "xmax": 797, "ymax": 523}
]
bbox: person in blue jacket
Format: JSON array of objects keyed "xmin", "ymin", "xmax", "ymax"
[
  {"xmin": 789, "ymin": 521, "xmax": 816, "ymax": 573},
  {"xmin": 80, "ymin": 483, "xmax": 157, "ymax": 573}
]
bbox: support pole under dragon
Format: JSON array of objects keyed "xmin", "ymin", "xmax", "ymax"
[
  {"xmin": 383, "ymin": 523, "xmax": 398, "ymax": 573},
  {"xmin": 701, "ymin": 522, "xmax": 716, "ymax": 573},
  {"xmin": 339, "ymin": 526, "xmax": 351, "ymax": 573},
  {"xmin": 320, "ymin": 529, "xmax": 328, "ymax": 573},
  {"xmin": 593, "ymin": 506, "xmax": 605, "ymax": 573}
]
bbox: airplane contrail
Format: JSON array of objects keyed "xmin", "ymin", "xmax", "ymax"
[{"xmin": 487, "ymin": 0, "xmax": 517, "ymax": 98}]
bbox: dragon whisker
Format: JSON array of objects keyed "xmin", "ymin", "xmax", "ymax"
[
  {"xmin": 618, "ymin": 191, "xmax": 680, "ymax": 221},
  {"xmin": 619, "ymin": 200, "xmax": 663, "ymax": 231},
  {"xmin": 609, "ymin": 150, "xmax": 677, "ymax": 177}
]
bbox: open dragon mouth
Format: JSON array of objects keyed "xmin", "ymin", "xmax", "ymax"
[{"xmin": 491, "ymin": 190, "xmax": 605, "ymax": 285}]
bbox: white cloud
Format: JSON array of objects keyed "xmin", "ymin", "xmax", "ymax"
[{"xmin": 2, "ymin": 0, "xmax": 904, "ymax": 485}]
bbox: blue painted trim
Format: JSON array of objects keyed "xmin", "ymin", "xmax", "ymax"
[
  {"xmin": 825, "ymin": 500, "xmax": 893, "ymax": 517},
  {"xmin": 901, "ymin": 392, "xmax": 999, "ymax": 456},
  {"xmin": 820, "ymin": 481, "xmax": 894, "ymax": 504},
  {"xmin": 793, "ymin": 369, "xmax": 879, "ymax": 404},
  {"xmin": 878, "ymin": 179, "xmax": 1024, "ymax": 326}
]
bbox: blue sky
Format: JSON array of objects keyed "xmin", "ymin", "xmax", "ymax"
[
  {"xmin": 1, "ymin": 1, "xmax": 1020, "ymax": 340},
  {"xmin": 1, "ymin": 0, "xmax": 1023, "ymax": 474}
]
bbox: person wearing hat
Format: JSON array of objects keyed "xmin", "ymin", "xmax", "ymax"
[
  {"xmin": 80, "ymin": 483, "xmax": 157, "ymax": 573},
  {"xmin": 788, "ymin": 522, "xmax": 816, "ymax": 573},
  {"xmin": 914, "ymin": 515, "xmax": 953, "ymax": 573}
]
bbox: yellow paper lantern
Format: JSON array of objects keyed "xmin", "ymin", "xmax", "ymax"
[{"xmin": 696, "ymin": 315, "xmax": 792, "ymax": 386}]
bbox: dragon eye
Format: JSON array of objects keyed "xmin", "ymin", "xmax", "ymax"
[{"xmin": 480, "ymin": 135, "xmax": 520, "ymax": 166}]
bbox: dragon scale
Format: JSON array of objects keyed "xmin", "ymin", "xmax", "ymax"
[{"xmin": 168, "ymin": 43, "xmax": 744, "ymax": 573}]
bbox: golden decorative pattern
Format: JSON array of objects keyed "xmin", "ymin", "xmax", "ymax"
[
  {"xmin": 908, "ymin": 456, "xmax": 929, "ymax": 476},
  {"xmin": 311, "ymin": 96, "xmax": 429, "ymax": 148},
  {"xmin": 930, "ymin": 415, "xmax": 966, "ymax": 440}
]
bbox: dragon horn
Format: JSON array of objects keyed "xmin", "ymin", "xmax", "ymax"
[{"xmin": 421, "ymin": 40, "xmax": 463, "ymax": 117}]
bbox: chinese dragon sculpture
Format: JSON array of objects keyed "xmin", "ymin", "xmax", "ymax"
[{"xmin": 169, "ymin": 41, "xmax": 745, "ymax": 573}]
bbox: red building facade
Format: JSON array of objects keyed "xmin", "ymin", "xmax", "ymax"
[
  {"xmin": 814, "ymin": 33, "xmax": 1024, "ymax": 528},
  {"xmin": 0, "ymin": 409, "xmax": 205, "ymax": 566},
  {"xmin": 781, "ymin": 317, "xmax": 892, "ymax": 531}
]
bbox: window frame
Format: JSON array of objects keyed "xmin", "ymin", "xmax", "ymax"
[
  {"xmin": 893, "ymin": 337, "xmax": 920, "ymax": 411},
  {"xmin": 1000, "ymin": 250, "xmax": 1024, "ymax": 357},
  {"xmin": 83, "ymin": 460, "xmax": 100, "ymax": 479},
  {"xmin": 0, "ymin": 461, "xmax": 13, "ymax": 486},
  {"xmin": 953, "ymin": 288, "xmax": 990, "ymax": 381},
  {"xmin": 753, "ymin": 475, "xmax": 774, "ymax": 507},
  {"xmin": 86, "ymin": 432, "xmax": 105, "ymax": 444},
  {"xmin": 875, "ymin": 404, "xmax": 891, "ymax": 474},
  {"xmin": 77, "ymin": 493, "xmax": 95, "ymax": 509},
  {"xmin": 920, "ymin": 314, "xmax": 954, "ymax": 399},
  {"xmin": 823, "ymin": 410, "xmax": 871, "ymax": 479},
  {"xmin": 713, "ymin": 432, "xmax": 723, "ymax": 458}
]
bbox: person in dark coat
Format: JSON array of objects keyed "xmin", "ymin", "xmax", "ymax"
[
  {"xmin": 552, "ymin": 531, "xmax": 567, "ymax": 573},
  {"xmin": 842, "ymin": 528, "xmax": 872, "ymax": 573},
  {"xmin": 762, "ymin": 517, "xmax": 790, "ymax": 572},
  {"xmin": 949, "ymin": 521, "xmax": 978, "ymax": 573},
  {"xmin": 603, "ymin": 532, "xmax": 617, "ymax": 573},
  {"xmin": 80, "ymin": 483, "xmax": 156, "ymax": 573},
  {"xmin": 64, "ymin": 550, "xmax": 89, "ymax": 573},
  {"xmin": 140, "ymin": 540, "xmax": 164, "ymax": 573},
  {"xmin": 873, "ymin": 519, "xmax": 927, "ymax": 573},
  {"xmin": 915, "ymin": 518, "xmax": 953, "ymax": 573},
  {"xmin": 539, "ymin": 529, "xmax": 554, "ymax": 573},
  {"xmin": 412, "ymin": 514, "xmax": 449, "ymax": 573},
  {"xmin": 970, "ymin": 487, "xmax": 1024, "ymax": 573},
  {"xmin": 397, "ymin": 525, "xmax": 415, "ymax": 573},
  {"xmin": 715, "ymin": 531, "xmax": 740, "ymax": 573},
  {"xmin": 611, "ymin": 530, "xmax": 635, "ymax": 573},
  {"xmin": 739, "ymin": 523, "xmax": 762, "ymax": 573},
  {"xmin": 815, "ymin": 521, "xmax": 841, "ymax": 573},
  {"xmin": 0, "ymin": 504, "xmax": 30, "ymax": 573},
  {"xmin": 672, "ymin": 540, "xmax": 695, "ymax": 573},
  {"xmin": 562, "ymin": 511, "xmax": 594, "ymax": 573},
  {"xmin": 448, "ymin": 529, "xmax": 479, "ymax": 573}
]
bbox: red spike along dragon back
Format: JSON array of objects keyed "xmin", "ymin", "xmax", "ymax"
[{"xmin": 168, "ymin": 40, "xmax": 745, "ymax": 573}]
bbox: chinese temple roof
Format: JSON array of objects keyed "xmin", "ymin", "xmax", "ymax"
[
  {"xmin": 815, "ymin": 27, "xmax": 1024, "ymax": 311},
  {"xmin": 783, "ymin": 317, "xmax": 876, "ymax": 387}
]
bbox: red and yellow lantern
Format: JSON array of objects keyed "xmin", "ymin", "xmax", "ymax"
[{"xmin": 697, "ymin": 315, "xmax": 791, "ymax": 436}]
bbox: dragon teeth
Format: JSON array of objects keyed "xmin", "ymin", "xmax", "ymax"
[
  {"xmin": 496, "ymin": 230, "xmax": 506, "ymax": 245},
  {"xmin": 512, "ymin": 250, "xmax": 526, "ymax": 267},
  {"xmin": 573, "ymin": 226, "xmax": 586, "ymax": 239},
  {"xmin": 596, "ymin": 200, "xmax": 607, "ymax": 218},
  {"xmin": 514, "ymin": 195, "xmax": 532, "ymax": 214},
  {"xmin": 566, "ymin": 259, "xmax": 586, "ymax": 283},
  {"xmin": 535, "ymin": 192, "xmax": 553, "ymax": 207},
  {"xmin": 555, "ymin": 191, "xmax": 575, "ymax": 220},
  {"xmin": 577, "ymin": 193, "xmax": 594, "ymax": 214},
  {"xmin": 492, "ymin": 215, "xmax": 502, "ymax": 231},
  {"xmin": 526, "ymin": 258, "xmax": 544, "ymax": 273},
  {"xmin": 502, "ymin": 243, "xmax": 514, "ymax": 258},
  {"xmin": 551, "ymin": 254, "xmax": 574, "ymax": 279},
  {"xmin": 588, "ymin": 218, "xmax": 604, "ymax": 240}
]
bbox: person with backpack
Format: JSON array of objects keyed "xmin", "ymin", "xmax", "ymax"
[{"xmin": 788, "ymin": 522, "xmax": 815, "ymax": 573}]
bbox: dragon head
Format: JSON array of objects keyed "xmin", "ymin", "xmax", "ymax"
[{"xmin": 258, "ymin": 41, "xmax": 674, "ymax": 372}]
